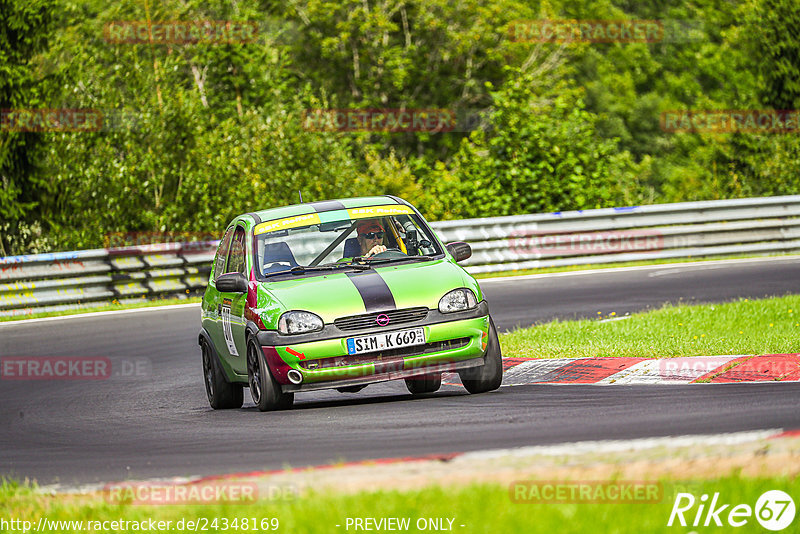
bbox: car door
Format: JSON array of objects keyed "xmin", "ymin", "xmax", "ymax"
[
  {"xmin": 217, "ymin": 224, "xmax": 249, "ymax": 375},
  {"xmin": 204, "ymin": 225, "xmax": 234, "ymax": 364}
]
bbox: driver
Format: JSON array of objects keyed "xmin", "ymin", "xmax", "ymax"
[{"xmin": 357, "ymin": 219, "xmax": 387, "ymax": 257}]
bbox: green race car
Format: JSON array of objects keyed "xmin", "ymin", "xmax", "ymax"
[{"xmin": 198, "ymin": 196, "xmax": 502, "ymax": 411}]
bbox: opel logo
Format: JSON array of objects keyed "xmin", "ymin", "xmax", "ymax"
[{"xmin": 376, "ymin": 314, "xmax": 390, "ymax": 326}]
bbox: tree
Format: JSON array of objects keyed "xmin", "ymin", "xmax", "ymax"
[
  {"xmin": 0, "ymin": 0, "xmax": 57, "ymax": 255},
  {"xmin": 420, "ymin": 68, "xmax": 642, "ymax": 219},
  {"xmin": 719, "ymin": 0, "xmax": 800, "ymax": 199}
]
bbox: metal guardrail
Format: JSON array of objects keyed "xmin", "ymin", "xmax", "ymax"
[
  {"xmin": 437, "ymin": 195, "xmax": 800, "ymax": 273},
  {"xmin": 2, "ymin": 195, "xmax": 799, "ymax": 317},
  {"xmin": 0, "ymin": 243, "xmax": 217, "ymax": 318}
]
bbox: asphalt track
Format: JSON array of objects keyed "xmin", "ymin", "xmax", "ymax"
[{"xmin": 1, "ymin": 257, "xmax": 799, "ymax": 485}]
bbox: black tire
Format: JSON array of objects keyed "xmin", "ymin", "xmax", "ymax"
[
  {"xmin": 405, "ymin": 373, "xmax": 442, "ymax": 394},
  {"xmin": 247, "ymin": 340, "xmax": 294, "ymax": 411},
  {"xmin": 201, "ymin": 339, "xmax": 244, "ymax": 409},
  {"xmin": 459, "ymin": 317, "xmax": 503, "ymax": 394}
]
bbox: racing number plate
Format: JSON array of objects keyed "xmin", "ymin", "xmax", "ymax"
[{"xmin": 346, "ymin": 328, "xmax": 425, "ymax": 355}]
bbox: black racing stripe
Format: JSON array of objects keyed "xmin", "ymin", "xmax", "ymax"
[
  {"xmin": 245, "ymin": 212, "xmax": 262, "ymax": 224},
  {"xmin": 310, "ymin": 200, "xmax": 347, "ymax": 213},
  {"xmin": 346, "ymin": 271, "xmax": 397, "ymax": 312}
]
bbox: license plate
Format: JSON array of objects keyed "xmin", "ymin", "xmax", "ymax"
[{"xmin": 346, "ymin": 328, "xmax": 425, "ymax": 355}]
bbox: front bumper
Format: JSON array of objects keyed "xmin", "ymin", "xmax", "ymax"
[
  {"xmin": 281, "ymin": 356, "xmax": 485, "ymax": 393},
  {"xmin": 255, "ymin": 302, "xmax": 490, "ymax": 392}
]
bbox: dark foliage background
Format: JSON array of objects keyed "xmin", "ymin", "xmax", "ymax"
[{"xmin": 1, "ymin": 0, "xmax": 798, "ymax": 254}]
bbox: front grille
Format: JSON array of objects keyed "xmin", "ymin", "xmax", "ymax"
[
  {"xmin": 334, "ymin": 307, "xmax": 429, "ymax": 331},
  {"xmin": 299, "ymin": 337, "xmax": 471, "ymax": 370}
]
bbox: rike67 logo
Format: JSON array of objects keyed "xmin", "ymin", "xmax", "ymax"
[{"xmin": 668, "ymin": 490, "xmax": 795, "ymax": 531}]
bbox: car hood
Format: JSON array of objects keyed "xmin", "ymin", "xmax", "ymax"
[{"xmin": 255, "ymin": 260, "xmax": 478, "ymax": 326}]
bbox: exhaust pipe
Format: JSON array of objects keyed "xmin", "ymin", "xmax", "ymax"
[{"xmin": 287, "ymin": 369, "xmax": 303, "ymax": 384}]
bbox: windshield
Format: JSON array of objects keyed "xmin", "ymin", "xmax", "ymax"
[{"xmin": 253, "ymin": 207, "xmax": 443, "ymax": 279}]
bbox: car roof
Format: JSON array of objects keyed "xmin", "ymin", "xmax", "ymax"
[{"xmin": 246, "ymin": 195, "xmax": 410, "ymax": 223}]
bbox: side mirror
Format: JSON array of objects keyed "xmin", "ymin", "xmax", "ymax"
[
  {"xmin": 216, "ymin": 272, "xmax": 248, "ymax": 293},
  {"xmin": 446, "ymin": 241, "xmax": 472, "ymax": 263}
]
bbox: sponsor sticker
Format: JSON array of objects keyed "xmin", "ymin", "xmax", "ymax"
[
  {"xmin": 346, "ymin": 205, "xmax": 414, "ymax": 220},
  {"xmin": 221, "ymin": 298, "xmax": 239, "ymax": 357},
  {"xmin": 254, "ymin": 213, "xmax": 322, "ymax": 236}
]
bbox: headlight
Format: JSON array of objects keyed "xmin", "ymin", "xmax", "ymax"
[
  {"xmin": 278, "ymin": 311, "xmax": 324, "ymax": 335},
  {"xmin": 438, "ymin": 288, "xmax": 478, "ymax": 313}
]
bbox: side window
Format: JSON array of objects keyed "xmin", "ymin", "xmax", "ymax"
[
  {"xmin": 225, "ymin": 226, "xmax": 247, "ymax": 275},
  {"xmin": 213, "ymin": 226, "xmax": 234, "ymax": 282},
  {"xmin": 395, "ymin": 215, "xmax": 439, "ymax": 255}
]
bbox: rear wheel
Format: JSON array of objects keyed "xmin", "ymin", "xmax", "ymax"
[
  {"xmin": 405, "ymin": 373, "xmax": 442, "ymax": 394},
  {"xmin": 247, "ymin": 340, "xmax": 294, "ymax": 411},
  {"xmin": 459, "ymin": 317, "xmax": 502, "ymax": 394},
  {"xmin": 201, "ymin": 339, "xmax": 244, "ymax": 409}
]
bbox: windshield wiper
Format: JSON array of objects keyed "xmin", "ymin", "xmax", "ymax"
[
  {"xmin": 289, "ymin": 265, "xmax": 337, "ymax": 275},
  {"xmin": 362, "ymin": 255, "xmax": 436, "ymax": 264},
  {"xmin": 264, "ymin": 263, "xmax": 371, "ymax": 277},
  {"xmin": 263, "ymin": 265, "xmax": 340, "ymax": 277},
  {"xmin": 327, "ymin": 257, "xmax": 377, "ymax": 268}
]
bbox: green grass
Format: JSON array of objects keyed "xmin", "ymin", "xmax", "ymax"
[
  {"xmin": 500, "ymin": 295, "xmax": 800, "ymax": 359},
  {"xmin": 0, "ymin": 297, "xmax": 202, "ymax": 322},
  {"xmin": 472, "ymin": 252, "xmax": 799, "ymax": 279},
  {"xmin": 1, "ymin": 476, "xmax": 797, "ymax": 533}
]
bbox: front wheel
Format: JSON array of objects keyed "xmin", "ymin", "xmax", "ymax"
[
  {"xmin": 201, "ymin": 339, "xmax": 244, "ymax": 409},
  {"xmin": 247, "ymin": 340, "xmax": 294, "ymax": 411},
  {"xmin": 405, "ymin": 373, "xmax": 442, "ymax": 394},
  {"xmin": 459, "ymin": 317, "xmax": 502, "ymax": 394}
]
